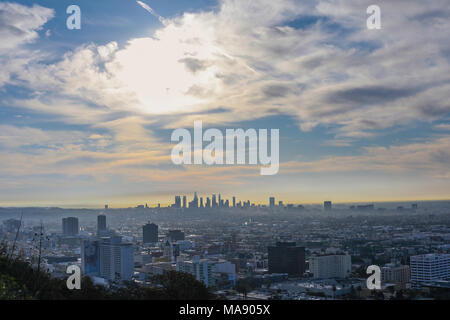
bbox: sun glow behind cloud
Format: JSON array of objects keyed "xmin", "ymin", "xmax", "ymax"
[{"xmin": 0, "ymin": 0, "xmax": 449, "ymax": 206}]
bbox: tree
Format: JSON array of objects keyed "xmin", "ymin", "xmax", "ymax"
[
  {"xmin": 152, "ymin": 271, "xmax": 213, "ymax": 300},
  {"xmin": 235, "ymin": 279, "xmax": 252, "ymax": 299},
  {"xmin": 0, "ymin": 275, "xmax": 31, "ymax": 300}
]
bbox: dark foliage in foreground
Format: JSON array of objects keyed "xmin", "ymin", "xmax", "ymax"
[{"xmin": 0, "ymin": 245, "xmax": 214, "ymax": 300}]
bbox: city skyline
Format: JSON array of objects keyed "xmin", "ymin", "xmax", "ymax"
[
  {"xmin": 0, "ymin": 0, "xmax": 449, "ymax": 207},
  {"xmin": 0, "ymin": 189, "xmax": 444, "ymax": 209}
]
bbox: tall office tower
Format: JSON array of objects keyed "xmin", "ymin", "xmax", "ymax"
[
  {"xmin": 225, "ymin": 200, "xmax": 229, "ymax": 208},
  {"xmin": 82, "ymin": 237, "xmax": 134, "ymax": 282},
  {"xmin": 232, "ymin": 196, "xmax": 236, "ymax": 208},
  {"xmin": 192, "ymin": 192, "xmax": 199, "ymax": 208},
  {"xmin": 218, "ymin": 194, "xmax": 221, "ymax": 207},
  {"xmin": 105, "ymin": 204, "xmax": 109, "ymax": 210},
  {"xmin": 200, "ymin": 197, "xmax": 204, "ymax": 208},
  {"xmin": 268, "ymin": 242, "xmax": 305, "ymax": 276},
  {"xmin": 410, "ymin": 254, "xmax": 450, "ymax": 288},
  {"xmin": 81, "ymin": 239, "xmax": 100, "ymax": 275},
  {"xmin": 412, "ymin": 203, "xmax": 418, "ymax": 210},
  {"xmin": 212, "ymin": 194, "xmax": 217, "ymax": 207},
  {"xmin": 174, "ymin": 195, "xmax": 181, "ymax": 208},
  {"xmin": 143, "ymin": 223, "xmax": 158, "ymax": 243},
  {"xmin": 182, "ymin": 195, "xmax": 187, "ymax": 208},
  {"xmin": 269, "ymin": 197, "xmax": 275, "ymax": 207},
  {"xmin": 220, "ymin": 199, "xmax": 224, "ymax": 207},
  {"xmin": 167, "ymin": 230, "xmax": 185, "ymax": 241},
  {"xmin": 97, "ymin": 214, "xmax": 106, "ymax": 234},
  {"xmin": 309, "ymin": 254, "xmax": 352, "ymax": 279},
  {"xmin": 324, "ymin": 201, "xmax": 332, "ymax": 211},
  {"xmin": 278, "ymin": 201, "xmax": 283, "ymax": 207},
  {"xmin": 62, "ymin": 217, "xmax": 79, "ymax": 236},
  {"xmin": 98, "ymin": 236, "xmax": 134, "ymax": 282},
  {"xmin": 206, "ymin": 197, "xmax": 211, "ymax": 208},
  {"xmin": 382, "ymin": 263, "xmax": 410, "ymax": 288}
]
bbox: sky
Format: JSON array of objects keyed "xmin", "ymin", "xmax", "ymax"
[{"xmin": 0, "ymin": 0, "xmax": 449, "ymax": 208}]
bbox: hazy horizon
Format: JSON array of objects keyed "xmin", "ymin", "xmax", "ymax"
[{"xmin": 1, "ymin": 0, "xmax": 449, "ymax": 206}]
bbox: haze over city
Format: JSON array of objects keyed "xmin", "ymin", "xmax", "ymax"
[{"xmin": 1, "ymin": 0, "xmax": 450, "ymax": 308}]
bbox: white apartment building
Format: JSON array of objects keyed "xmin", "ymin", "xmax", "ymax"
[
  {"xmin": 309, "ymin": 254, "xmax": 352, "ymax": 279},
  {"xmin": 176, "ymin": 257, "xmax": 213, "ymax": 287},
  {"xmin": 381, "ymin": 263, "xmax": 410, "ymax": 287},
  {"xmin": 176, "ymin": 257, "xmax": 236, "ymax": 287},
  {"xmin": 99, "ymin": 237, "xmax": 134, "ymax": 282},
  {"xmin": 410, "ymin": 254, "xmax": 450, "ymax": 287}
]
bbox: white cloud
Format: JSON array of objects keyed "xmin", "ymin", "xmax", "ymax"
[
  {"xmin": 6, "ymin": 0, "xmax": 447, "ymax": 138},
  {"xmin": 0, "ymin": 2, "xmax": 54, "ymax": 51},
  {"xmin": 0, "ymin": 0, "xmax": 449, "ymax": 201}
]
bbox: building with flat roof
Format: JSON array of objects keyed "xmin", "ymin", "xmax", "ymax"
[
  {"xmin": 381, "ymin": 263, "xmax": 410, "ymax": 288},
  {"xmin": 143, "ymin": 223, "xmax": 158, "ymax": 243},
  {"xmin": 62, "ymin": 217, "xmax": 79, "ymax": 236},
  {"xmin": 309, "ymin": 254, "xmax": 351, "ymax": 279},
  {"xmin": 268, "ymin": 242, "xmax": 305, "ymax": 276},
  {"xmin": 410, "ymin": 254, "xmax": 450, "ymax": 288}
]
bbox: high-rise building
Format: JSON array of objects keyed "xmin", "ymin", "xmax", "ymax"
[
  {"xmin": 143, "ymin": 223, "xmax": 158, "ymax": 243},
  {"xmin": 232, "ymin": 196, "xmax": 236, "ymax": 208},
  {"xmin": 218, "ymin": 194, "xmax": 221, "ymax": 207},
  {"xmin": 189, "ymin": 192, "xmax": 199, "ymax": 208},
  {"xmin": 200, "ymin": 197, "xmax": 204, "ymax": 208},
  {"xmin": 99, "ymin": 236, "xmax": 134, "ymax": 282},
  {"xmin": 97, "ymin": 214, "xmax": 106, "ymax": 234},
  {"xmin": 410, "ymin": 254, "xmax": 450, "ymax": 287},
  {"xmin": 174, "ymin": 196, "xmax": 181, "ymax": 208},
  {"xmin": 167, "ymin": 229, "xmax": 185, "ymax": 241},
  {"xmin": 81, "ymin": 239, "xmax": 100, "ymax": 275},
  {"xmin": 62, "ymin": 217, "xmax": 79, "ymax": 236},
  {"xmin": 182, "ymin": 195, "xmax": 187, "ymax": 208},
  {"xmin": 206, "ymin": 197, "xmax": 211, "ymax": 208},
  {"xmin": 269, "ymin": 197, "xmax": 275, "ymax": 208},
  {"xmin": 268, "ymin": 242, "xmax": 305, "ymax": 276},
  {"xmin": 82, "ymin": 236, "xmax": 134, "ymax": 282},
  {"xmin": 309, "ymin": 254, "xmax": 352, "ymax": 279},
  {"xmin": 324, "ymin": 201, "xmax": 332, "ymax": 211},
  {"xmin": 212, "ymin": 194, "xmax": 217, "ymax": 208}
]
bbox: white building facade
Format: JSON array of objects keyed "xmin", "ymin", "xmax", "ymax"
[
  {"xmin": 309, "ymin": 254, "xmax": 352, "ymax": 279},
  {"xmin": 410, "ymin": 254, "xmax": 450, "ymax": 287}
]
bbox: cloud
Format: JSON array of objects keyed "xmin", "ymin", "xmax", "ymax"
[
  {"xmin": 3, "ymin": 0, "xmax": 448, "ymax": 138},
  {"xmin": 0, "ymin": 2, "xmax": 54, "ymax": 51},
  {"xmin": 0, "ymin": 1, "xmax": 449, "ymax": 204},
  {"xmin": 434, "ymin": 124, "xmax": 450, "ymax": 131},
  {"xmin": 0, "ymin": 2, "xmax": 54, "ymax": 87},
  {"xmin": 282, "ymin": 136, "xmax": 450, "ymax": 179}
]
